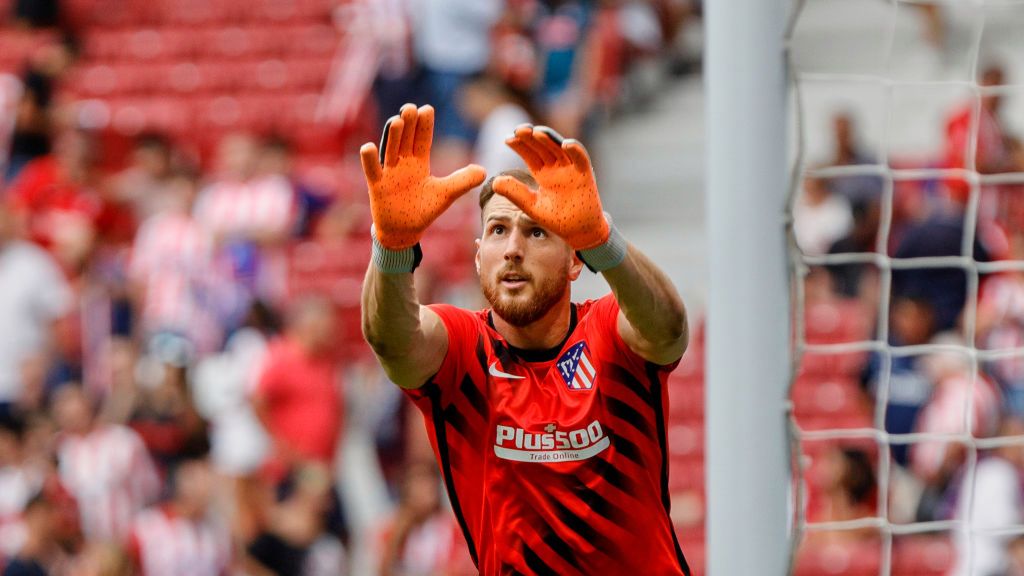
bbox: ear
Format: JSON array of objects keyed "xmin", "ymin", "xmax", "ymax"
[
  {"xmin": 568, "ymin": 250, "xmax": 584, "ymax": 281},
  {"xmin": 474, "ymin": 238, "xmax": 482, "ymax": 275}
]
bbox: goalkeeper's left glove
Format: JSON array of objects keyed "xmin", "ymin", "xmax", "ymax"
[{"xmin": 492, "ymin": 125, "xmax": 626, "ymax": 271}]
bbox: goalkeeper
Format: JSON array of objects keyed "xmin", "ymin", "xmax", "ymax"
[{"xmin": 361, "ymin": 103, "xmax": 691, "ymax": 575}]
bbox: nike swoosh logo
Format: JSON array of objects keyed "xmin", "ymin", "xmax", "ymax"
[{"xmin": 488, "ymin": 361, "xmax": 524, "ymax": 380}]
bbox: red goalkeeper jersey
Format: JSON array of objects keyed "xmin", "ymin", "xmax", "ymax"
[{"xmin": 404, "ymin": 294, "xmax": 691, "ymax": 576}]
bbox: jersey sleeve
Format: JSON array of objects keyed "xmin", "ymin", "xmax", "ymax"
[
  {"xmin": 590, "ymin": 293, "xmax": 682, "ymax": 371},
  {"xmin": 405, "ymin": 304, "xmax": 482, "ymax": 399}
]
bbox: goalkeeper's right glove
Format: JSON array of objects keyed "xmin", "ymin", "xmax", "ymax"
[{"xmin": 359, "ymin": 104, "xmax": 486, "ymax": 272}]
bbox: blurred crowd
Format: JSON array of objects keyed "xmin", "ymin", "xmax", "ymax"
[
  {"xmin": 0, "ymin": 0, "xmax": 700, "ymax": 574},
  {"xmin": 793, "ymin": 62, "xmax": 1024, "ymax": 575}
]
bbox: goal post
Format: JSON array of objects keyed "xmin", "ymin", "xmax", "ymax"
[{"xmin": 705, "ymin": 0, "xmax": 793, "ymax": 573}]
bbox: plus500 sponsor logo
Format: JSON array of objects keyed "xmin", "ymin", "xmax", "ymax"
[{"xmin": 495, "ymin": 420, "xmax": 605, "ymax": 451}]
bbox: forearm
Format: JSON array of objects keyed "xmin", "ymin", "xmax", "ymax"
[
  {"xmin": 602, "ymin": 244, "xmax": 689, "ymax": 357},
  {"xmin": 361, "ymin": 265, "xmax": 422, "ymax": 359}
]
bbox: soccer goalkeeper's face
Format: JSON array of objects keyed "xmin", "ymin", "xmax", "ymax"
[{"xmin": 477, "ymin": 195, "xmax": 583, "ymax": 327}]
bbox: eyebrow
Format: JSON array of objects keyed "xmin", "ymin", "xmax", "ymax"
[{"xmin": 484, "ymin": 214, "xmax": 542, "ymax": 229}]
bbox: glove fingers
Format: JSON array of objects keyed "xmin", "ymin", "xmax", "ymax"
[
  {"xmin": 519, "ymin": 130, "xmax": 558, "ymax": 166},
  {"xmin": 383, "ymin": 117, "xmax": 404, "ymax": 167},
  {"xmin": 359, "ymin": 143, "xmax": 382, "ymax": 184},
  {"xmin": 438, "ymin": 164, "xmax": 488, "ymax": 202},
  {"xmin": 533, "ymin": 126, "xmax": 569, "ymax": 165},
  {"xmin": 505, "ymin": 136, "xmax": 544, "ymax": 172},
  {"xmin": 399, "ymin": 103, "xmax": 418, "ymax": 156},
  {"xmin": 563, "ymin": 139, "xmax": 593, "ymax": 174},
  {"xmin": 492, "ymin": 175, "xmax": 537, "ymax": 212},
  {"xmin": 413, "ymin": 105, "xmax": 435, "ymax": 158}
]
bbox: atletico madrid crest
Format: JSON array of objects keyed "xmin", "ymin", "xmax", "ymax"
[{"xmin": 557, "ymin": 342, "xmax": 596, "ymax": 391}]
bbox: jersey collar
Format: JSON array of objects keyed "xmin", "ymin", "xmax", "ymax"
[{"xmin": 488, "ymin": 304, "xmax": 578, "ymax": 363}]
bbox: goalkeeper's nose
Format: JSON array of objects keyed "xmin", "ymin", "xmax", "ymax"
[{"xmin": 502, "ymin": 229, "xmax": 527, "ymax": 263}]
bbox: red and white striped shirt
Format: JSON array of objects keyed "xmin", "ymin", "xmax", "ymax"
[
  {"xmin": 193, "ymin": 176, "xmax": 295, "ymax": 239},
  {"xmin": 129, "ymin": 504, "xmax": 230, "ymax": 576},
  {"xmin": 980, "ymin": 274, "xmax": 1024, "ymax": 383},
  {"xmin": 57, "ymin": 424, "xmax": 161, "ymax": 543},
  {"xmin": 129, "ymin": 212, "xmax": 226, "ymax": 354},
  {"xmin": 912, "ymin": 372, "xmax": 1001, "ymax": 480}
]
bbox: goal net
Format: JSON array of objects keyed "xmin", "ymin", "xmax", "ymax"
[{"xmin": 787, "ymin": 1, "xmax": 1024, "ymax": 574}]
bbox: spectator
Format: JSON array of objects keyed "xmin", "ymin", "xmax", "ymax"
[
  {"xmin": 863, "ymin": 296, "xmax": 937, "ymax": 468},
  {"xmin": 191, "ymin": 303, "xmax": 275, "ymax": 481},
  {"xmin": 2, "ymin": 492, "xmax": 61, "ymax": 576},
  {"xmin": 126, "ymin": 354, "xmax": 210, "ymax": 476},
  {"xmin": 459, "ymin": 72, "xmax": 533, "ymax": 178},
  {"xmin": 951, "ymin": 417, "xmax": 1024, "ymax": 576},
  {"xmin": 52, "ymin": 385, "xmax": 161, "ymax": 544},
  {"xmin": 825, "ymin": 112, "xmax": 884, "ymax": 204},
  {"xmin": 0, "ymin": 203, "xmax": 71, "ymax": 417},
  {"xmin": 0, "ymin": 413, "xmax": 40, "ymax": 559},
  {"xmin": 110, "ymin": 133, "xmax": 178, "ymax": 222},
  {"xmin": 891, "ymin": 210, "xmax": 991, "ymax": 332},
  {"xmin": 376, "ymin": 461, "xmax": 475, "ymax": 576},
  {"xmin": 252, "ymin": 296, "xmax": 344, "ymax": 482},
  {"xmin": 257, "ymin": 136, "xmax": 330, "ymax": 239},
  {"xmin": 911, "ymin": 333, "xmax": 1001, "ymax": 522},
  {"xmin": 5, "ymin": 127, "xmax": 104, "ymax": 273},
  {"xmin": 193, "ymin": 133, "xmax": 295, "ymax": 308},
  {"xmin": 977, "ymin": 230, "xmax": 1024, "ymax": 416},
  {"xmin": 245, "ymin": 462, "xmax": 346, "ymax": 576},
  {"xmin": 534, "ymin": 0, "xmax": 594, "ymax": 137},
  {"xmin": 411, "ymin": 0, "xmax": 503, "ymax": 154},
  {"xmin": 3, "ymin": 33, "xmax": 79, "ymax": 183},
  {"xmin": 826, "ymin": 198, "xmax": 881, "ymax": 299},
  {"xmin": 793, "ymin": 175, "xmax": 852, "ymax": 256},
  {"xmin": 806, "ymin": 445, "xmax": 877, "ymax": 542},
  {"xmin": 128, "ymin": 168, "xmax": 231, "ymax": 361},
  {"xmin": 943, "ymin": 64, "xmax": 1019, "ymax": 209},
  {"xmin": 127, "ymin": 457, "xmax": 230, "ymax": 576}
]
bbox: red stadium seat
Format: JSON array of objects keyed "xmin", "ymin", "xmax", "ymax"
[
  {"xmin": 891, "ymin": 535, "xmax": 954, "ymax": 575},
  {"xmin": 669, "ymin": 454, "xmax": 704, "ymax": 492},
  {"xmin": 668, "ymin": 423, "xmax": 704, "ymax": 458},
  {"xmin": 804, "ymin": 299, "xmax": 874, "ymax": 345},
  {"xmin": 667, "ymin": 377, "xmax": 703, "ymax": 423},
  {"xmin": 794, "ymin": 539, "xmax": 881, "ymax": 576},
  {"xmin": 791, "ymin": 375, "xmax": 870, "ymax": 422}
]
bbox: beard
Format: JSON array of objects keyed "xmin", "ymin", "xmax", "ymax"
[{"xmin": 481, "ymin": 264, "xmax": 569, "ymax": 327}]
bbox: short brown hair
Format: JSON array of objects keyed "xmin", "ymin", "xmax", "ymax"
[{"xmin": 479, "ymin": 168, "xmax": 537, "ymax": 211}]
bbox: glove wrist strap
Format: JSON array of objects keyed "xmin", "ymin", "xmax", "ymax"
[
  {"xmin": 578, "ymin": 214, "xmax": 627, "ymax": 272},
  {"xmin": 371, "ymin": 226, "xmax": 422, "ymax": 274}
]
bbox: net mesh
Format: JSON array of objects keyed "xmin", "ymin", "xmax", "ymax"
[{"xmin": 786, "ymin": 0, "xmax": 1024, "ymax": 574}]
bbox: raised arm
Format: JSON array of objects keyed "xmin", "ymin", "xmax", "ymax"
[
  {"xmin": 493, "ymin": 125, "xmax": 687, "ymax": 365},
  {"xmin": 359, "ymin": 104, "xmax": 487, "ymax": 388}
]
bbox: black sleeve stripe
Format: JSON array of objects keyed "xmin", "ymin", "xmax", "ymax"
[
  {"xmin": 606, "ymin": 362, "xmax": 655, "ymax": 409},
  {"xmin": 646, "ymin": 363, "xmax": 692, "ymax": 576},
  {"xmin": 459, "ymin": 373, "xmax": 488, "ymax": 420},
  {"xmin": 551, "ymin": 500, "xmax": 617, "ymax": 554},
  {"xmin": 442, "ymin": 403, "xmax": 471, "ymax": 439},
  {"xmin": 591, "ymin": 458, "xmax": 637, "ymax": 496},
  {"xmin": 570, "ymin": 482, "xmax": 627, "ymax": 525},
  {"xmin": 522, "ymin": 542, "xmax": 563, "ymax": 576},
  {"xmin": 606, "ymin": 395, "xmax": 655, "ymax": 438},
  {"xmin": 540, "ymin": 530, "xmax": 584, "ymax": 573},
  {"xmin": 426, "ymin": 382, "xmax": 479, "ymax": 568},
  {"xmin": 475, "ymin": 335, "xmax": 490, "ymax": 375},
  {"xmin": 612, "ymin": 434, "xmax": 644, "ymax": 467}
]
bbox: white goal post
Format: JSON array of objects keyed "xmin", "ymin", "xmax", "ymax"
[{"xmin": 705, "ymin": 0, "xmax": 793, "ymax": 574}]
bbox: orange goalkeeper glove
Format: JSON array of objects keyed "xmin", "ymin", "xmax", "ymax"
[
  {"xmin": 360, "ymin": 104, "xmax": 486, "ymax": 271},
  {"xmin": 493, "ymin": 125, "xmax": 627, "ymax": 271}
]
